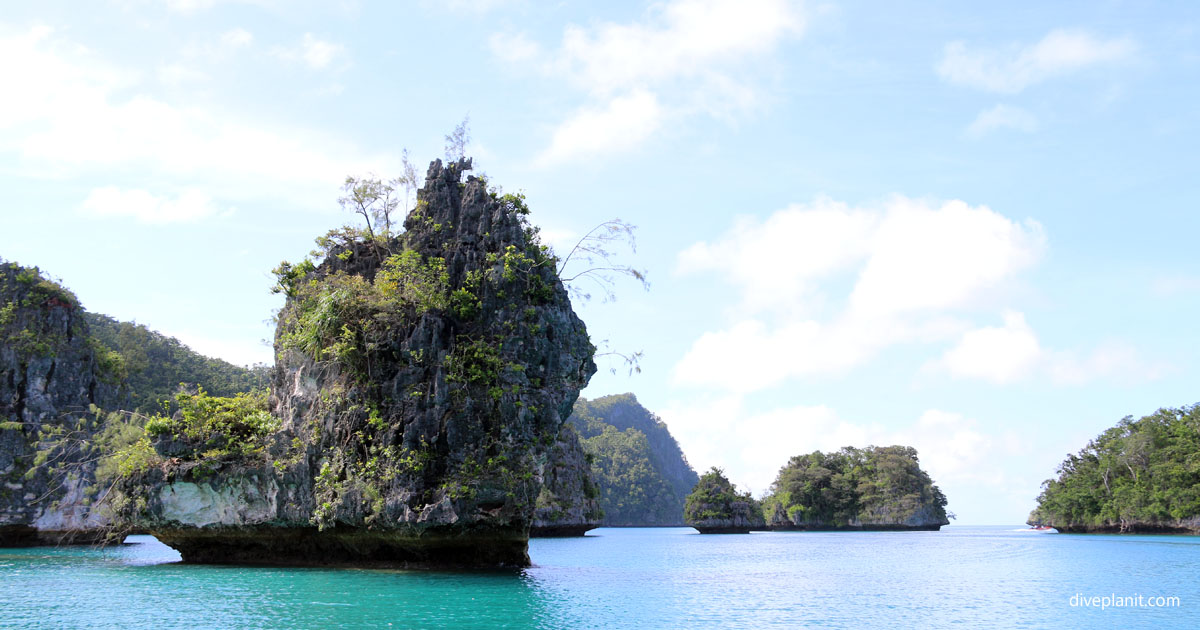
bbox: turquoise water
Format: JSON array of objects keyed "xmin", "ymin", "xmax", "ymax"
[{"xmin": 2, "ymin": 527, "xmax": 1198, "ymax": 629}]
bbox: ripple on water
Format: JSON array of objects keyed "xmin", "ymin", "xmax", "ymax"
[{"xmin": 0, "ymin": 527, "xmax": 1197, "ymax": 629}]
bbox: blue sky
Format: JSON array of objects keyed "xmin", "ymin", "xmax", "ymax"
[{"xmin": 2, "ymin": 0, "xmax": 1199, "ymax": 524}]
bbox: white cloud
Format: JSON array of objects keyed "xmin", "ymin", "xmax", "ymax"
[
  {"xmin": 535, "ymin": 90, "xmax": 663, "ymax": 166},
  {"xmin": 938, "ymin": 28, "xmax": 1135, "ymax": 93},
  {"xmin": 0, "ymin": 25, "xmax": 390, "ymax": 202},
  {"xmin": 79, "ymin": 187, "xmax": 222, "ymax": 224},
  {"xmin": 932, "ymin": 315, "xmax": 1166, "ymax": 386},
  {"xmin": 938, "ymin": 311, "xmax": 1041, "ymax": 384},
  {"xmin": 677, "ymin": 197, "xmax": 877, "ymax": 314},
  {"xmin": 554, "ymin": 0, "xmax": 804, "ymax": 95},
  {"xmin": 966, "ymin": 104, "xmax": 1038, "ymax": 137},
  {"xmin": 659, "ymin": 397, "xmax": 1027, "ymax": 508},
  {"xmin": 491, "ymin": 0, "xmax": 805, "ymax": 164},
  {"xmin": 848, "ymin": 198, "xmax": 1044, "ymax": 318},
  {"xmin": 1044, "ymin": 342, "xmax": 1168, "ymax": 386},
  {"xmin": 673, "ymin": 196, "xmax": 1045, "ymax": 392},
  {"xmin": 272, "ymin": 33, "xmax": 347, "ymax": 70}
]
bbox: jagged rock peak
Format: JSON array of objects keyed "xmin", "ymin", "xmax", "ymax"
[{"xmin": 114, "ymin": 159, "xmax": 597, "ymax": 568}]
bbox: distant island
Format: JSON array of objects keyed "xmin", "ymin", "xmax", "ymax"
[
  {"xmin": 1028, "ymin": 405, "xmax": 1200, "ymax": 534},
  {"xmin": 684, "ymin": 467, "xmax": 764, "ymax": 534},
  {"xmin": 532, "ymin": 393, "xmax": 701, "ymax": 536},
  {"xmin": 760, "ymin": 446, "xmax": 950, "ymax": 531},
  {"xmin": 679, "ymin": 446, "xmax": 950, "ymax": 533}
]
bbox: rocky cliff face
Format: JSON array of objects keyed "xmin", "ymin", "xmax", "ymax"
[
  {"xmin": 0, "ymin": 263, "xmax": 123, "ymax": 546},
  {"xmin": 114, "ymin": 159, "xmax": 596, "ymax": 567},
  {"xmin": 1028, "ymin": 517, "xmax": 1200, "ymax": 534},
  {"xmin": 531, "ymin": 423, "xmax": 602, "ymax": 536},
  {"xmin": 763, "ymin": 502, "xmax": 948, "ymax": 531},
  {"xmin": 684, "ymin": 468, "xmax": 765, "ymax": 534}
]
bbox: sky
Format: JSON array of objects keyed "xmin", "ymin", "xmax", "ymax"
[{"xmin": 2, "ymin": 0, "xmax": 1199, "ymax": 525}]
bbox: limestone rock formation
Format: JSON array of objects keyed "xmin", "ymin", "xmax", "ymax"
[
  {"xmin": 113, "ymin": 159, "xmax": 596, "ymax": 567},
  {"xmin": 531, "ymin": 423, "xmax": 602, "ymax": 537},
  {"xmin": 684, "ymin": 467, "xmax": 765, "ymax": 534},
  {"xmin": 0, "ymin": 263, "xmax": 123, "ymax": 546}
]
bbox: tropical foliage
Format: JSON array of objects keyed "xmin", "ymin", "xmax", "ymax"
[
  {"xmin": 1029, "ymin": 405, "xmax": 1200, "ymax": 530},
  {"xmin": 684, "ymin": 467, "xmax": 759, "ymax": 523},
  {"xmin": 85, "ymin": 312, "xmax": 270, "ymax": 412},
  {"xmin": 569, "ymin": 394, "xmax": 699, "ymax": 526},
  {"xmin": 762, "ymin": 445, "xmax": 948, "ymax": 528}
]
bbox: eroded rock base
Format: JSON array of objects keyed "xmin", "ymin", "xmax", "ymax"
[
  {"xmin": 0, "ymin": 524, "xmax": 112, "ymax": 547},
  {"xmin": 693, "ymin": 526, "xmax": 755, "ymax": 534},
  {"xmin": 529, "ymin": 525, "xmax": 595, "ymax": 538},
  {"xmin": 1053, "ymin": 524, "xmax": 1200, "ymax": 535},
  {"xmin": 153, "ymin": 526, "xmax": 532, "ymax": 568}
]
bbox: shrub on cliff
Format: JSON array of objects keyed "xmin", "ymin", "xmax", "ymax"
[{"xmin": 143, "ymin": 388, "xmax": 275, "ymax": 461}]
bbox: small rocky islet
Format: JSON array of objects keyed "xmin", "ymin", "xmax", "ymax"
[
  {"xmin": 683, "ymin": 446, "xmax": 950, "ymax": 534},
  {"xmin": 112, "ymin": 158, "xmax": 596, "ymax": 567}
]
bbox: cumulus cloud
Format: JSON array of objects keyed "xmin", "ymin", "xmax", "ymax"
[
  {"xmin": 937, "ymin": 311, "xmax": 1041, "ymax": 384},
  {"xmin": 490, "ymin": 0, "xmax": 806, "ymax": 164},
  {"xmin": 938, "ymin": 28, "xmax": 1135, "ymax": 93},
  {"xmin": 930, "ymin": 314, "xmax": 1167, "ymax": 386},
  {"xmin": 847, "ymin": 198, "xmax": 1044, "ymax": 317},
  {"xmin": 966, "ymin": 104, "xmax": 1038, "ymax": 137},
  {"xmin": 0, "ymin": 25, "xmax": 389, "ymax": 203},
  {"xmin": 551, "ymin": 0, "xmax": 804, "ymax": 95},
  {"xmin": 673, "ymin": 196, "xmax": 1045, "ymax": 392},
  {"xmin": 535, "ymin": 90, "xmax": 663, "ymax": 166},
  {"xmin": 80, "ymin": 187, "xmax": 223, "ymax": 224}
]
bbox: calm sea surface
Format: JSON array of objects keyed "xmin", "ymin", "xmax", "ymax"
[{"xmin": 2, "ymin": 526, "xmax": 1198, "ymax": 629}]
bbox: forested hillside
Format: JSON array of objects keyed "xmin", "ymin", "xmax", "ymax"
[
  {"xmin": 1029, "ymin": 405, "xmax": 1200, "ymax": 533},
  {"xmin": 569, "ymin": 394, "xmax": 698, "ymax": 526},
  {"xmin": 85, "ymin": 313, "xmax": 269, "ymax": 412}
]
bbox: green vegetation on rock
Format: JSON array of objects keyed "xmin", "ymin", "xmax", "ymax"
[
  {"xmin": 763, "ymin": 446, "xmax": 949, "ymax": 530},
  {"xmin": 143, "ymin": 388, "xmax": 276, "ymax": 462},
  {"xmin": 111, "ymin": 157, "xmax": 597, "ymax": 567},
  {"xmin": 0, "ymin": 261, "xmax": 124, "ymax": 545},
  {"xmin": 569, "ymin": 394, "xmax": 698, "ymax": 526},
  {"xmin": 1029, "ymin": 404, "xmax": 1200, "ymax": 533}
]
